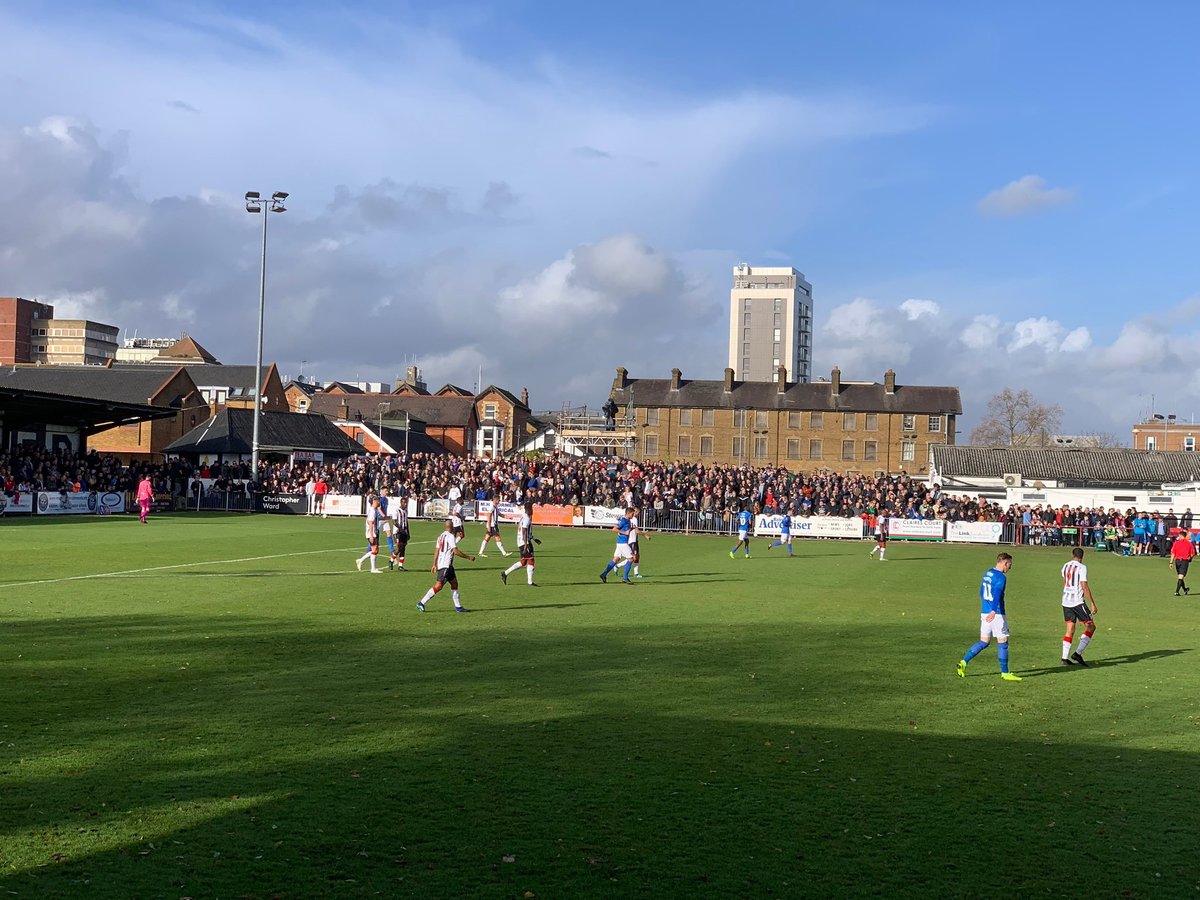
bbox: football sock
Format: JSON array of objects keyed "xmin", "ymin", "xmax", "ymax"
[
  {"xmin": 527, "ymin": 566, "xmax": 535, "ymax": 585},
  {"xmin": 962, "ymin": 640, "xmax": 988, "ymax": 663},
  {"xmin": 623, "ymin": 562, "xmax": 632, "ymax": 580},
  {"xmin": 770, "ymin": 541, "xmax": 782, "ymax": 549},
  {"xmin": 602, "ymin": 561, "xmax": 617, "ymax": 576},
  {"xmin": 1062, "ymin": 636, "xmax": 1072, "ymax": 659},
  {"xmin": 479, "ymin": 541, "xmax": 488, "ymax": 555},
  {"xmin": 504, "ymin": 562, "xmax": 521, "ymax": 577},
  {"xmin": 997, "ymin": 643, "xmax": 1010, "ymax": 673},
  {"xmin": 420, "ymin": 588, "xmax": 436, "ymax": 604},
  {"xmin": 1077, "ymin": 634, "xmax": 1092, "ymax": 654},
  {"xmin": 497, "ymin": 542, "xmax": 507, "ymax": 554},
  {"xmin": 387, "ymin": 536, "xmax": 396, "ymax": 554},
  {"xmin": 357, "ymin": 552, "xmax": 371, "ymax": 564},
  {"xmin": 633, "ymin": 564, "xmax": 640, "ymax": 575},
  {"xmin": 452, "ymin": 589, "xmax": 462, "ymax": 608}
]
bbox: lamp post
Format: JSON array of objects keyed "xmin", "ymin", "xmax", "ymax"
[{"xmin": 244, "ymin": 191, "xmax": 288, "ymax": 479}]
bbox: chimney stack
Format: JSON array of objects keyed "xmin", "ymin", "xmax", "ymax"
[
  {"xmin": 520, "ymin": 387, "xmax": 529, "ymax": 407},
  {"xmin": 670, "ymin": 368, "xmax": 681, "ymax": 390},
  {"xmin": 777, "ymin": 365, "xmax": 787, "ymax": 393},
  {"xmin": 884, "ymin": 368, "xmax": 896, "ymax": 394},
  {"xmin": 614, "ymin": 366, "xmax": 628, "ymax": 391},
  {"xmin": 723, "ymin": 367, "xmax": 735, "ymax": 393},
  {"xmin": 339, "ymin": 399, "xmax": 350, "ymax": 420},
  {"xmin": 830, "ymin": 367, "xmax": 841, "ymax": 396}
]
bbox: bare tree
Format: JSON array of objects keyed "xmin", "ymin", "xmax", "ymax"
[{"xmin": 969, "ymin": 388, "xmax": 1063, "ymax": 446}]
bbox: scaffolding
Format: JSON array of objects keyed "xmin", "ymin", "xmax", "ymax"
[{"xmin": 555, "ymin": 402, "xmax": 638, "ymax": 457}]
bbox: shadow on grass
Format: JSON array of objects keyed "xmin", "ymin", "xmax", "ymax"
[
  {"xmin": 1020, "ymin": 647, "xmax": 1192, "ymax": 677},
  {"xmin": 1, "ymin": 615, "xmax": 1196, "ymax": 898}
]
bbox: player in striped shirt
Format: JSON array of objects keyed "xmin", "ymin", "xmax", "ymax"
[
  {"xmin": 501, "ymin": 500, "xmax": 540, "ymax": 586},
  {"xmin": 956, "ymin": 552, "xmax": 1021, "ymax": 681},
  {"xmin": 389, "ymin": 491, "xmax": 410, "ymax": 571},
  {"xmin": 417, "ymin": 519, "xmax": 476, "ymax": 613},
  {"xmin": 1061, "ymin": 547, "xmax": 1098, "ymax": 666}
]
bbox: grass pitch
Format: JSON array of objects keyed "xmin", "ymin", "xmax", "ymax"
[{"xmin": 1, "ymin": 514, "xmax": 1198, "ymax": 898}]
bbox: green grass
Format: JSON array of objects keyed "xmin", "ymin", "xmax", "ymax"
[{"xmin": 1, "ymin": 514, "xmax": 1198, "ymax": 898}]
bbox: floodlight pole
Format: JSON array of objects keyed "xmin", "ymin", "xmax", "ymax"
[{"xmin": 245, "ymin": 191, "xmax": 288, "ymax": 482}]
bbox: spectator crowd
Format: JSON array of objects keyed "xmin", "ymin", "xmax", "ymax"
[{"xmin": 2, "ymin": 447, "xmax": 1197, "ymax": 553}]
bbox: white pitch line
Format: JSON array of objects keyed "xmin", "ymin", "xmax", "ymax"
[{"xmin": 5, "ymin": 541, "xmax": 433, "ymax": 589}]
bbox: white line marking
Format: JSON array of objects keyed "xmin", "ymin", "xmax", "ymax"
[{"xmin": 4, "ymin": 541, "xmax": 433, "ymax": 588}]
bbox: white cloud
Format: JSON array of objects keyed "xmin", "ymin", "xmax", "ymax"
[
  {"xmin": 816, "ymin": 297, "xmax": 1200, "ymax": 434},
  {"xmin": 977, "ymin": 175, "xmax": 1074, "ymax": 217},
  {"xmin": 900, "ymin": 298, "xmax": 939, "ymax": 320},
  {"xmin": 959, "ymin": 314, "xmax": 1000, "ymax": 350},
  {"xmin": 1009, "ymin": 316, "xmax": 1064, "ymax": 352}
]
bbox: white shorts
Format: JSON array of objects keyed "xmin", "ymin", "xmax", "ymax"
[
  {"xmin": 738, "ymin": 529, "xmax": 749, "ymax": 541},
  {"xmin": 613, "ymin": 544, "xmax": 633, "ymax": 561},
  {"xmin": 980, "ymin": 613, "xmax": 1010, "ymax": 640}
]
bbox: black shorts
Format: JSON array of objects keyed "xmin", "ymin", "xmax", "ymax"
[
  {"xmin": 487, "ymin": 526, "xmax": 500, "ymax": 537},
  {"xmin": 1174, "ymin": 559, "xmax": 1190, "ymax": 576},
  {"xmin": 395, "ymin": 529, "xmax": 410, "ymax": 544},
  {"xmin": 1063, "ymin": 604, "xmax": 1093, "ymax": 624},
  {"xmin": 875, "ymin": 534, "xmax": 887, "ymax": 544},
  {"xmin": 435, "ymin": 565, "xmax": 456, "ymax": 584},
  {"xmin": 629, "ymin": 541, "xmax": 640, "ymax": 556},
  {"xmin": 519, "ymin": 543, "xmax": 535, "ymax": 563}
]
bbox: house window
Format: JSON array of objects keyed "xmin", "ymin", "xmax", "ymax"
[
  {"xmin": 680, "ymin": 408, "xmax": 692, "ymax": 426},
  {"xmin": 901, "ymin": 441, "xmax": 915, "ymax": 462},
  {"xmin": 700, "ymin": 435, "xmax": 713, "ymax": 456},
  {"xmin": 701, "ymin": 409, "xmax": 714, "ymax": 426},
  {"xmin": 773, "ymin": 342, "xmax": 781, "ymax": 356},
  {"xmin": 646, "ymin": 408, "xmax": 659, "ymax": 426},
  {"xmin": 645, "ymin": 434, "xmax": 659, "ymax": 455},
  {"xmin": 732, "ymin": 409, "xmax": 746, "ymax": 427},
  {"xmin": 1146, "ymin": 436, "xmax": 1157, "ymax": 451},
  {"xmin": 744, "ymin": 299, "xmax": 752, "ymax": 311},
  {"xmin": 842, "ymin": 440, "xmax": 855, "ymax": 461},
  {"xmin": 774, "ymin": 313, "xmax": 781, "ymax": 327},
  {"xmin": 773, "ymin": 328, "xmax": 781, "ymax": 341},
  {"xmin": 928, "ymin": 415, "xmax": 942, "ymax": 433},
  {"xmin": 754, "ymin": 411, "xmax": 768, "ymax": 428},
  {"xmin": 754, "ymin": 437, "xmax": 768, "ymax": 458},
  {"xmin": 902, "ymin": 414, "xmax": 915, "ymax": 431},
  {"xmin": 732, "ymin": 436, "xmax": 746, "ymax": 459},
  {"xmin": 864, "ymin": 413, "xmax": 878, "ymax": 432},
  {"xmin": 484, "ymin": 402, "xmax": 497, "ymax": 420},
  {"xmin": 808, "ymin": 439, "xmax": 822, "ymax": 460},
  {"xmin": 743, "ymin": 312, "xmax": 751, "ymax": 326},
  {"xmin": 864, "ymin": 441, "xmax": 878, "ymax": 462},
  {"xmin": 842, "ymin": 413, "xmax": 856, "ymax": 431},
  {"xmin": 743, "ymin": 342, "xmax": 751, "ymax": 356},
  {"xmin": 743, "ymin": 327, "xmax": 751, "ymax": 340},
  {"xmin": 787, "ymin": 438, "xmax": 801, "ymax": 459},
  {"xmin": 810, "ymin": 411, "xmax": 824, "ymax": 429},
  {"xmin": 678, "ymin": 435, "xmax": 692, "ymax": 456},
  {"xmin": 787, "ymin": 411, "xmax": 802, "ymax": 429},
  {"xmin": 1186, "ymin": 436, "xmax": 1196, "ymax": 452}
]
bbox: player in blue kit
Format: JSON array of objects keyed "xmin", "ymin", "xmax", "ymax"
[
  {"xmin": 766, "ymin": 509, "xmax": 794, "ymax": 556},
  {"xmin": 600, "ymin": 507, "xmax": 636, "ymax": 584},
  {"xmin": 729, "ymin": 505, "xmax": 754, "ymax": 558},
  {"xmin": 956, "ymin": 552, "xmax": 1021, "ymax": 681}
]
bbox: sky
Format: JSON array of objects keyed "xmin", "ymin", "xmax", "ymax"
[{"xmin": 3, "ymin": 0, "xmax": 1200, "ymax": 436}]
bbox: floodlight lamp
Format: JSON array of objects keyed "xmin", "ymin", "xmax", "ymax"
[
  {"xmin": 246, "ymin": 202, "xmax": 261, "ymax": 213},
  {"xmin": 272, "ymin": 191, "xmax": 289, "ymax": 201},
  {"xmin": 1154, "ymin": 414, "xmax": 1165, "ymax": 421},
  {"xmin": 245, "ymin": 191, "xmax": 260, "ymax": 201},
  {"xmin": 271, "ymin": 204, "xmax": 286, "ymax": 213}
]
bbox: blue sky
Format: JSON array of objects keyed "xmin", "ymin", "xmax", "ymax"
[{"xmin": 3, "ymin": 1, "xmax": 1200, "ymax": 433}]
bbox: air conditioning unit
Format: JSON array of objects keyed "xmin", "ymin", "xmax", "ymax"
[{"xmin": 1003, "ymin": 473, "xmax": 1022, "ymax": 488}]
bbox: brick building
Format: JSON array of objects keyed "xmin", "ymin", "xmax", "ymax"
[
  {"xmin": 0, "ymin": 297, "xmax": 118, "ymax": 365},
  {"xmin": 307, "ymin": 393, "xmax": 479, "ymax": 456},
  {"xmin": 473, "ymin": 385, "xmax": 531, "ymax": 457},
  {"xmin": 610, "ymin": 365, "xmax": 961, "ymax": 474}
]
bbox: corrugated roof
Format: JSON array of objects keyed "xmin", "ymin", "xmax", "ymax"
[
  {"xmin": 165, "ymin": 408, "xmax": 361, "ymax": 455},
  {"xmin": 0, "ymin": 365, "xmax": 189, "ymax": 405},
  {"xmin": 613, "ymin": 378, "xmax": 962, "ymax": 414},
  {"xmin": 932, "ymin": 444, "xmax": 1200, "ymax": 485}
]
